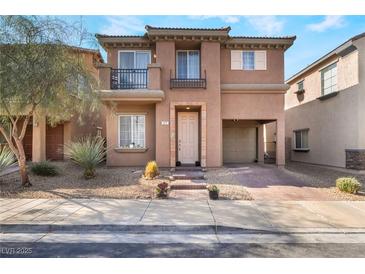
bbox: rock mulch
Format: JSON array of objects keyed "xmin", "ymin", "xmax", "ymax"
[{"xmin": 0, "ymin": 161, "xmax": 252, "ymax": 200}]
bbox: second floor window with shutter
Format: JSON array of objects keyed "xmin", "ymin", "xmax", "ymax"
[
  {"xmin": 231, "ymin": 50, "xmax": 267, "ymax": 71},
  {"xmin": 176, "ymin": 50, "xmax": 200, "ymax": 79},
  {"xmin": 243, "ymin": 51, "xmax": 255, "ymax": 70}
]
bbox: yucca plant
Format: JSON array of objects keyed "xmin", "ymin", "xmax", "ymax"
[
  {"xmin": 0, "ymin": 145, "xmax": 16, "ymax": 172},
  {"xmin": 64, "ymin": 136, "xmax": 106, "ymax": 179}
]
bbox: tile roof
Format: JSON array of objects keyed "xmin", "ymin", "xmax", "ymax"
[
  {"xmin": 145, "ymin": 25, "xmax": 231, "ymax": 31},
  {"xmin": 230, "ymin": 35, "xmax": 296, "ymax": 40}
]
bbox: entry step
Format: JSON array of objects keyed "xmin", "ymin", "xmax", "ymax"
[{"xmin": 170, "ymin": 171, "xmax": 205, "ymax": 180}]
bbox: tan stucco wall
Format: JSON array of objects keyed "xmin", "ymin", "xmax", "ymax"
[
  {"xmin": 154, "ymin": 41, "xmax": 222, "ymax": 167},
  {"xmin": 105, "ymin": 103, "xmax": 156, "ymax": 166},
  {"xmin": 221, "ymin": 92, "xmax": 285, "ymax": 165},
  {"xmin": 101, "ymin": 41, "xmax": 288, "ymax": 167},
  {"xmin": 286, "ymin": 51, "xmax": 359, "ymax": 110},
  {"xmin": 286, "ymin": 86, "xmax": 362, "ymax": 167},
  {"xmin": 220, "ymin": 49, "xmax": 284, "ymax": 84},
  {"xmin": 285, "ymin": 37, "xmax": 365, "ymax": 168}
]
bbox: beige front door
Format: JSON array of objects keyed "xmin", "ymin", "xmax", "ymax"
[
  {"xmin": 178, "ymin": 112, "xmax": 199, "ymax": 164},
  {"xmin": 223, "ymin": 127, "xmax": 256, "ymax": 163}
]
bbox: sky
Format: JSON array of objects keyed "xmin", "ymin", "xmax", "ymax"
[{"xmin": 64, "ymin": 15, "xmax": 365, "ymax": 79}]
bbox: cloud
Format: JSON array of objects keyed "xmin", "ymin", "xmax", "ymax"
[
  {"xmin": 189, "ymin": 16, "xmax": 240, "ymax": 24},
  {"xmin": 244, "ymin": 16, "xmax": 284, "ymax": 35},
  {"xmin": 307, "ymin": 16, "xmax": 346, "ymax": 32},
  {"xmin": 99, "ymin": 16, "xmax": 145, "ymax": 35}
]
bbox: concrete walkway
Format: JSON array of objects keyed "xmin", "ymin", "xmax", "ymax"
[
  {"xmin": 4, "ymin": 199, "xmax": 365, "ymax": 257},
  {"xmin": 3, "ymin": 198, "xmax": 365, "ymax": 228}
]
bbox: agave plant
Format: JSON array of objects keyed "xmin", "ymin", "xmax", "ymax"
[
  {"xmin": 64, "ymin": 136, "xmax": 106, "ymax": 179},
  {"xmin": 0, "ymin": 145, "xmax": 16, "ymax": 172}
]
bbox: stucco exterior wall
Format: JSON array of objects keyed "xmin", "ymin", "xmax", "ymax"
[
  {"xmin": 221, "ymin": 92, "xmax": 285, "ymax": 165},
  {"xmin": 286, "ymin": 51, "xmax": 359, "ymax": 110},
  {"xmin": 285, "ymin": 37, "xmax": 365, "ymax": 168},
  {"xmin": 221, "ymin": 93, "xmax": 284, "ymax": 120},
  {"xmin": 154, "ymin": 41, "xmax": 222, "ymax": 167},
  {"xmin": 105, "ymin": 103, "xmax": 156, "ymax": 166},
  {"xmin": 286, "ymin": 86, "xmax": 361, "ymax": 167},
  {"xmin": 220, "ymin": 49, "xmax": 284, "ymax": 84}
]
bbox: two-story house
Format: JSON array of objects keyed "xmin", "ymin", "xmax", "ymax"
[
  {"xmin": 17, "ymin": 47, "xmax": 106, "ymax": 162},
  {"xmin": 96, "ymin": 26, "xmax": 295, "ymax": 168},
  {"xmin": 285, "ymin": 32, "xmax": 365, "ymax": 169}
]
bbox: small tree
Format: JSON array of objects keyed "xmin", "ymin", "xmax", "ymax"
[{"xmin": 0, "ymin": 16, "xmax": 100, "ymax": 186}]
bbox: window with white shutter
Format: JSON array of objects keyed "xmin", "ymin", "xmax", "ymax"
[
  {"xmin": 230, "ymin": 50, "xmax": 267, "ymax": 70},
  {"xmin": 254, "ymin": 51, "xmax": 267, "ymax": 70},
  {"xmin": 231, "ymin": 50, "xmax": 242, "ymax": 70}
]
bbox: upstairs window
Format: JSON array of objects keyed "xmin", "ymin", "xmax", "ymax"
[
  {"xmin": 297, "ymin": 80, "xmax": 304, "ymax": 91},
  {"xmin": 242, "ymin": 51, "xmax": 255, "ymax": 70},
  {"xmin": 293, "ymin": 129, "xmax": 309, "ymax": 150},
  {"xmin": 118, "ymin": 50, "xmax": 151, "ymax": 69},
  {"xmin": 231, "ymin": 50, "xmax": 267, "ymax": 70},
  {"xmin": 321, "ymin": 63, "xmax": 337, "ymax": 96},
  {"xmin": 176, "ymin": 50, "xmax": 200, "ymax": 79}
]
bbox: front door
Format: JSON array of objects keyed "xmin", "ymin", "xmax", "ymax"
[{"xmin": 178, "ymin": 112, "xmax": 199, "ymax": 164}]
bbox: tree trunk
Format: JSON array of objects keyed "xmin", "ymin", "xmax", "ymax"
[
  {"xmin": 19, "ymin": 157, "xmax": 31, "ymax": 187},
  {"xmin": 14, "ymin": 139, "xmax": 32, "ymax": 187}
]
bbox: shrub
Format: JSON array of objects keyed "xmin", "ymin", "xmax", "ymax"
[
  {"xmin": 64, "ymin": 136, "xmax": 106, "ymax": 179},
  {"xmin": 207, "ymin": 184, "xmax": 219, "ymax": 193},
  {"xmin": 336, "ymin": 177, "xmax": 361, "ymax": 194},
  {"xmin": 0, "ymin": 146, "xmax": 15, "ymax": 172},
  {"xmin": 207, "ymin": 184, "xmax": 220, "ymax": 200},
  {"xmin": 31, "ymin": 161, "xmax": 58, "ymax": 176},
  {"xmin": 144, "ymin": 160, "xmax": 159, "ymax": 179},
  {"xmin": 156, "ymin": 182, "xmax": 169, "ymax": 198}
]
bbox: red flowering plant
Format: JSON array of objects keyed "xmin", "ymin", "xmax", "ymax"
[{"xmin": 156, "ymin": 182, "xmax": 170, "ymax": 198}]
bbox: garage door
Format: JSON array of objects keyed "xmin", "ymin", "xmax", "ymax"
[
  {"xmin": 223, "ymin": 127, "xmax": 256, "ymax": 163},
  {"xmin": 46, "ymin": 124, "xmax": 64, "ymax": 160}
]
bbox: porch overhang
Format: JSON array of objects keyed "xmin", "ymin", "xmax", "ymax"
[{"xmin": 99, "ymin": 89, "xmax": 165, "ymax": 102}]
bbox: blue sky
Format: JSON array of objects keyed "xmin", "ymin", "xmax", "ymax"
[{"xmin": 64, "ymin": 15, "xmax": 365, "ymax": 79}]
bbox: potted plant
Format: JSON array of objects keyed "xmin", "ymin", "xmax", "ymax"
[
  {"xmin": 207, "ymin": 185, "xmax": 219, "ymax": 200},
  {"xmin": 156, "ymin": 182, "xmax": 170, "ymax": 198}
]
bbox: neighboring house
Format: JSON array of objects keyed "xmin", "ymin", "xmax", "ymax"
[
  {"xmin": 96, "ymin": 26, "xmax": 295, "ymax": 167},
  {"xmin": 285, "ymin": 32, "xmax": 365, "ymax": 169},
  {"xmin": 22, "ymin": 47, "xmax": 106, "ymax": 162}
]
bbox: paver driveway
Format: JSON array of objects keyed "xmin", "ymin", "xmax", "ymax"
[{"xmin": 206, "ymin": 164, "xmax": 354, "ymax": 201}]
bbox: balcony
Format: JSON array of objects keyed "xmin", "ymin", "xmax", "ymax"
[
  {"xmin": 98, "ymin": 64, "xmax": 164, "ymax": 103},
  {"xmin": 111, "ymin": 69, "xmax": 148, "ymax": 89},
  {"xmin": 170, "ymin": 70, "xmax": 207, "ymax": 89}
]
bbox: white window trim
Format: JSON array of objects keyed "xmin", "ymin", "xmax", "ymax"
[
  {"xmin": 320, "ymin": 62, "xmax": 338, "ymax": 96},
  {"xmin": 297, "ymin": 80, "xmax": 304, "ymax": 90},
  {"xmin": 176, "ymin": 50, "xmax": 200, "ymax": 79},
  {"xmin": 117, "ymin": 114, "xmax": 146, "ymax": 149},
  {"xmin": 117, "ymin": 50, "xmax": 151, "ymax": 69},
  {"xmin": 293, "ymin": 129, "xmax": 309, "ymax": 150},
  {"xmin": 230, "ymin": 50, "xmax": 267, "ymax": 71}
]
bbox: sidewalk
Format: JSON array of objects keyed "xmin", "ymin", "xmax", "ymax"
[{"xmin": 3, "ymin": 198, "xmax": 365, "ymax": 244}]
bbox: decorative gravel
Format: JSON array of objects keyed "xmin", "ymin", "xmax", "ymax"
[
  {"xmin": 0, "ymin": 161, "xmax": 170, "ymax": 199},
  {"xmin": 284, "ymin": 162, "xmax": 365, "ymax": 201}
]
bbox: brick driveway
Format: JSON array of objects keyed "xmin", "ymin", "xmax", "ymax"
[{"xmin": 206, "ymin": 163, "xmax": 365, "ymax": 201}]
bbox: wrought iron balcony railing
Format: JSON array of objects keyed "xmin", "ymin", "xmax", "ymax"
[
  {"xmin": 111, "ymin": 69, "xmax": 148, "ymax": 89},
  {"xmin": 170, "ymin": 70, "xmax": 207, "ymax": 89}
]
